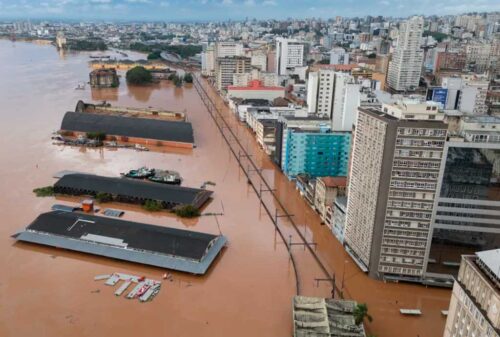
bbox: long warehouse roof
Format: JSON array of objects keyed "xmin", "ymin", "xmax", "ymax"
[
  {"xmin": 54, "ymin": 173, "xmax": 212, "ymax": 209},
  {"xmin": 13, "ymin": 211, "xmax": 227, "ymax": 274},
  {"xmin": 61, "ymin": 111, "xmax": 194, "ymax": 144}
]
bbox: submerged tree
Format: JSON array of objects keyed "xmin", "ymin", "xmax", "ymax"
[
  {"xmin": 126, "ymin": 66, "xmax": 153, "ymax": 85},
  {"xmin": 183, "ymin": 73, "xmax": 193, "ymax": 83},
  {"xmin": 353, "ymin": 303, "xmax": 373, "ymax": 325}
]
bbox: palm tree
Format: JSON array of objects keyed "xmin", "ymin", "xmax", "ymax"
[{"xmin": 353, "ymin": 303, "xmax": 373, "ymax": 325}]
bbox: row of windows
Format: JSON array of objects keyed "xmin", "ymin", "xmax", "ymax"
[
  {"xmin": 396, "ymin": 138, "xmax": 445, "ymax": 148},
  {"xmin": 392, "ymin": 170, "xmax": 439, "ymax": 180},
  {"xmin": 388, "ymin": 200, "xmax": 434, "ymax": 210},
  {"xmin": 380, "ymin": 255, "xmax": 424, "ymax": 266},
  {"xmin": 379, "ymin": 265, "xmax": 422, "ymax": 276},
  {"xmin": 383, "ymin": 228, "xmax": 429, "ymax": 239},
  {"xmin": 382, "ymin": 238, "xmax": 427, "ymax": 248},
  {"xmin": 397, "ymin": 127, "xmax": 447, "ymax": 137},
  {"xmin": 395, "ymin": 149, "xmax": 443, "ymax": 159},
  {"xmin": 381, "ymin": 247, "xmax": 426, "ymax": 257},
  {"xmin": 390, "ymin": 180, "xmax": 437, "ymax": 190},
  {"xmin": 385, "ymin": 219, "xmax": 430, "ymax": 229},
  {"xmin": 393, "ymin": 159, "xmax": 441, "ymax": 169}
]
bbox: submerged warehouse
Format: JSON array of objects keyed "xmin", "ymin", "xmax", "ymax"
[
  {"xmin": 60, "ymin": 111, "xmax": 194, "ymax": 148},
  {"xmin": 54, "ymin": 173, "xmax": 212, "ymax": 210},
  {"xmin": 13, "ymin": 211, "xmax": 227, "ymax": 274}
]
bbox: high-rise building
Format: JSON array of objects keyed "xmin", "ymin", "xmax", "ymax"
[
  {"xmin": 275, "ymin": 37, "xmax": 304, "ymax": 76},
  {"xmin": 306, "ymin": 69, "xmax": 360, "ymax": 131},
  {"xmin": 443, "ymin": 249, "xmax": 500, "ymax": 337},
  {"xmin": 344, "ymin": 102, "xmax": 447, "ymax": 280},
  {"xmin": 331, "ymin": 72, "xmax": 361, "ymax": 131},
  {"xmin": 201, "ymin": 45, "xmax": 215, "ymax": 76},
  {"xmin": 215, "ymin": 56, "xmax": 251, "ymax": 92},
  {"xmin": 387, "ymin": 16, "xmax": 424, "ymax": 92},
  {"xmin": 426, "ymin": 116, "xmax": 500, "ymax": 281}
]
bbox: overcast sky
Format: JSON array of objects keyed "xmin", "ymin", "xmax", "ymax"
[{"xmin": 0, "ymin": 0, "xmax": 499, "ymax": 21}]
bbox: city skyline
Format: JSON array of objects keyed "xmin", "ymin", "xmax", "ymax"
[{"xmin": 1, "ymin": 0, "xmax": 500, "ymax": 21}]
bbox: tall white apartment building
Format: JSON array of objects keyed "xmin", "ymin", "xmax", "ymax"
[
  {"xmin": 331, "ymin": 72, "xmax": 360, "ymax": 131},
  {"xmin": 307, "ymin": 69, "xmax": 360, "ymax": 130},
  {"xmin": 443, "ymin": 250, "xmax": 500, "ymax": 337},
  {"xmin": 344, "ymin": 104, "xmax": 447, "ymax": 280},
  {"xmin": 275, "ymin": 37, "xmax": 304, "ymax": 76},
  {"xmin": 201, "ymin": 45, "xmax": 215, "ymax": 76},
  {"xmin": 387, "ymin": 16, "xmax": 424, "ymax": 92},
  {"xmin": 307, "ymin": 69, "xmax": 335, "ymax": 116}
]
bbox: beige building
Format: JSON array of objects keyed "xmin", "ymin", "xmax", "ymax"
[
  {"xmin": 387, "ymin": 16, "xmax": 424, "ymax": 92},
  {"xmin": 313, "ymin": 177, "xmax": 347, "ymax": 228},
  {"xmin": 344, "ymin": 107, "xmax": 447, "ymax": 280},
  {"xmin": 215, "ymin": 56, "xmax": 251, "ymax": 92},
  {"xmin": 443, "ymin": 249, "xmax": 500, "ymax": 337}
]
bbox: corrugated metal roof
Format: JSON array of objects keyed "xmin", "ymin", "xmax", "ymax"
[
  {"xmin": 13, "ymin": 211, "xmax": 227, "ymax": 274},
  {"xmin": 54, "ymin": 173, "xmax": 212, "ymax": 209},
  {"xmin": 61, "ymin": 111, "xmax": 194, "ymax": 144},
  {"xmin": 477, "ymin": 249, "xmax": 500, "ymax": 278}
]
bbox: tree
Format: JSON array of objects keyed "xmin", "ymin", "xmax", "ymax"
[
  {"xmin": 126, "ymin": 66, "xmax": 153, "ymax": 85},
  {"xmin": 174, "ymin": 205, "xmax": 200, "ymax": 218},
  {"xmin": 86, "ymin": 132, "xmax": 106, "ymax": 141},
  {"xmin": 143, "ymin": 200, "xmax": 163, "ymax": 211},
  {"xmin": 147, "ymin": 50, "xmax": 162, "ymax": 60},
  {"xmin": 95, "ymin": 192, "xmax": 113, "ymax": 203},
  {"xmin": 33, "ymin": 186, "xmax": 54, "ymax": 197},
  {"xmin": 353, "ymin": 303, "xmax": 372, "ymax": 325},
  {"xmin": 183, "ymin": 73, "xmax": 193, "ymax": 83}
]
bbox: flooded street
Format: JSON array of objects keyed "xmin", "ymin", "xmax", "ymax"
[{"xmin": 0, "ymin": 40, "xmax": 451, "ymax": 337}]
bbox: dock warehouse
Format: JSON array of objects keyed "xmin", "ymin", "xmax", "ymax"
[
  {"xmin": 54, "ymin": 173, "xmax": 212, "ymax": 210},
  {"xmin": 13, "ymin": 211, "xmax": 227, "ymax": 274},
  {"xmin": 60, "ymin": 111, "xmax": 194, "ymax": 148}
]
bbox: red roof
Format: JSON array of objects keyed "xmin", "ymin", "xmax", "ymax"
[
  {"xmin": 319, "ymin": 177, "xmax": 347, "ymax": 188},
  {"xmin": 227, "ymin": 80, "xmax": 285, "ymax": 91}
]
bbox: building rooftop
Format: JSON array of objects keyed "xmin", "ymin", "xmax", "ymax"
[
  {"xmin": 227, "ymin": 80, "xmax": 284, "ymax": 91},
  {"xmin": 13, "ymin": 211, "xmax": 227, "ymax": 274},
  {"xmin": 320, "ymin": 177, "xmax": 347, "ymax": 188},
  {"xmin": 54, "ymin": 173, "xmax": 212, "ymax": 209},
  {"xmin": 61, "ymin": 111, "xmax": 194, "ymax": 144},
  {"xmin": 476, "ymin": 249, "xmax": 500, "ymax": 284},
  {"xmin": 293, "ymin": 296, "xmax": 365, "ymax": 337}
]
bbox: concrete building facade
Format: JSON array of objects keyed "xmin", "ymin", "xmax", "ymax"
[
  {"xmin": 443, "ymin": 250, "xmax": 500, "ymax": 337},
  {"xmin": 344, "ymin": 107, "xmax": 448, "ymax": 280},
  {"xmin": 215, "ymin": 56, "xmax": 251, "ymax": 92},
  {"xmin": 275, "ymin": 37, "xmax": 304, "ymax": 76},
  {"xmin": 387, "ymin": 16, "xmax": 424, "ymax": 92}
]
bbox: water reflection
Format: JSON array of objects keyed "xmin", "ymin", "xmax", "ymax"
[
  {"xmin": 126, "ymin": 83, "xmax": 161, "ymax": 102},
  {"xmin": 91, "ymin": 87, "xmax": 119, "ymax": 101}
]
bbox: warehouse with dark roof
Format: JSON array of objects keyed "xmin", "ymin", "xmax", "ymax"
[
  {"xmin": 60, "ymin": 111, "xmax": 194, "ymax": 148},
  {"xmin": 13, "ymin": 211, "xmax": 227, "ymax": 274},
  {"xmin": 54, "ymin": 173, "xmax": 212, "ymax": 210}
]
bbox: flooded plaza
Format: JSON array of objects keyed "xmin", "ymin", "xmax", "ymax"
[{"xmin": 0, "ymin": 40, "xmax": 451, "ymax": 337}]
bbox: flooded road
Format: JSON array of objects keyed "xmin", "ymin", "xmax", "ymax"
[{"xmin": 0, "ymin": 40, "xmax": 451, "ymax": 337}]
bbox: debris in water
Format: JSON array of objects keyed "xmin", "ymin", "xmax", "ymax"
[{"xmin": 94, "ymin": 272, "xmax": 162, "ymax": 303}]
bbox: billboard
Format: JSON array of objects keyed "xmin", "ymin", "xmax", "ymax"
[{"xmin": 432, "ymin": 88, "xmax": 448, "ymax": 107}]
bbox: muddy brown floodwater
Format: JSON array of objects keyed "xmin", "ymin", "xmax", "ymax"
[{"xmin": 0, "ymin": 40, "xmax": 451, "ymax": 337}]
